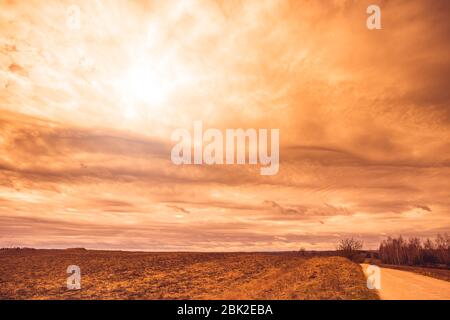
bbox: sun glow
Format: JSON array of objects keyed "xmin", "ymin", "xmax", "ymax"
[
  {"xmin": 114, "ymin": 49, "xmax": 196, "ymax": 121},
  {"xmin": 124, "ymin": 62, "xmax": 170, "ymax": 107}
]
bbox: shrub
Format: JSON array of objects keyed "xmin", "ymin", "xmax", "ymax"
[{"xmin": 336, "ymin": 238, "xmax": 363, "ymax": 261}]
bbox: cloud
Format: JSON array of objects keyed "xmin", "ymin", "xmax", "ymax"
[
  {"xmin": 167, "ymin": 205, "xmax": 190, "ymax": 214},
  {"xmin": 263, "ymin": 200, "xmax": 300, "ymax": 215},
  {"xmin": 415, "ymin": 205, "xmax": 432, "ymax": 212},
  {"xmin": 0, "ymin": 0, "xmax": 449, "ymax": 250}
]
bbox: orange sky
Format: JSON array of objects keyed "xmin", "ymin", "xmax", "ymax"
[{"xmin": 0, "ymin": 0, "xmax": 449, "ymax": 250}]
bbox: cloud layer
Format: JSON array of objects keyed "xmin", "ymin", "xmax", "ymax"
[{"xmin": 0, "ymin": 0, "xmax": 449, "ymax": 250}]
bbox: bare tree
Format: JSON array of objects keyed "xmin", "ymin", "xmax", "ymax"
[
  {"xmin": 379, "ymin": 234, "xmax": 449, "ymax": 267},
  {"xmin": 298, "ymin": 247, "xmax": 307, "ymax": 256},
  {"xmin": 435, "ymin": 233, "xmax": 449, "ymax": 265},
  {"xmin": 337, "ymin": 238, "xmax": 363, "ymax": 261}
]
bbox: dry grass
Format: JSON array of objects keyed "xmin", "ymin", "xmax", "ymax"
[{"xmin": 0, "ymin": 249, "xmax": 378, "ymax": 300}]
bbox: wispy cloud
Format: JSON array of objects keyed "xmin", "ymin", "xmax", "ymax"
[{"xmin": 0, "ymin": 0, "xmax": 449, "ymax": 250}]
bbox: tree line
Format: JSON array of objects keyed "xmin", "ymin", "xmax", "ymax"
[
  {"xmin": 334, "ymin": 234, "xmax": 449, "ymax": 267},
  {"xmin": 379, "ymin": 234, "xmax": 449, "ymax": 267}
]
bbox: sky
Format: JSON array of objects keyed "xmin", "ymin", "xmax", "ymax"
[{"xmin": 0, "ymin": 0, "xmax": 449, "ymax": 251}]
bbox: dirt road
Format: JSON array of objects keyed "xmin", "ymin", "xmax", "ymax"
[{"xmin": 361, "ymin": 264, "xmax": 450, "ymax": 300}]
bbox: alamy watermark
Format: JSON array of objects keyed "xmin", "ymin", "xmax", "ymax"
[
  {"xmin": 171, "ymin": 121, "xmax": 279, "ymax": 175},
  {"xmin": 367, "ymin": 5, "xmax": 382, "ymax": 30},
  {"xmin": 67, "ymin": 265, "xmax": 81, "ymax": 290},
  {"xmin": 66, "ymin": 5, "xmax": 81, "ymax": 31}
]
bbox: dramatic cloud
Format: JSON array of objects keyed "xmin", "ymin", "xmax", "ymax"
[{"xmin": 0, "ymin": 0, "xmax": 448, "ymax": 250}]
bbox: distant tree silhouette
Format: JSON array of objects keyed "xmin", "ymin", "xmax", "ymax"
[
  {"xmin": 298, "ymin": 247, "xmax": 307, "ymax": 256},
  {"xmin": 379, "ymin": 234, "xmax": 449, "ymax": 266},
  {"xmin": 336, "ymin": 238, "xmax": 363, "ymax": 261}
]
